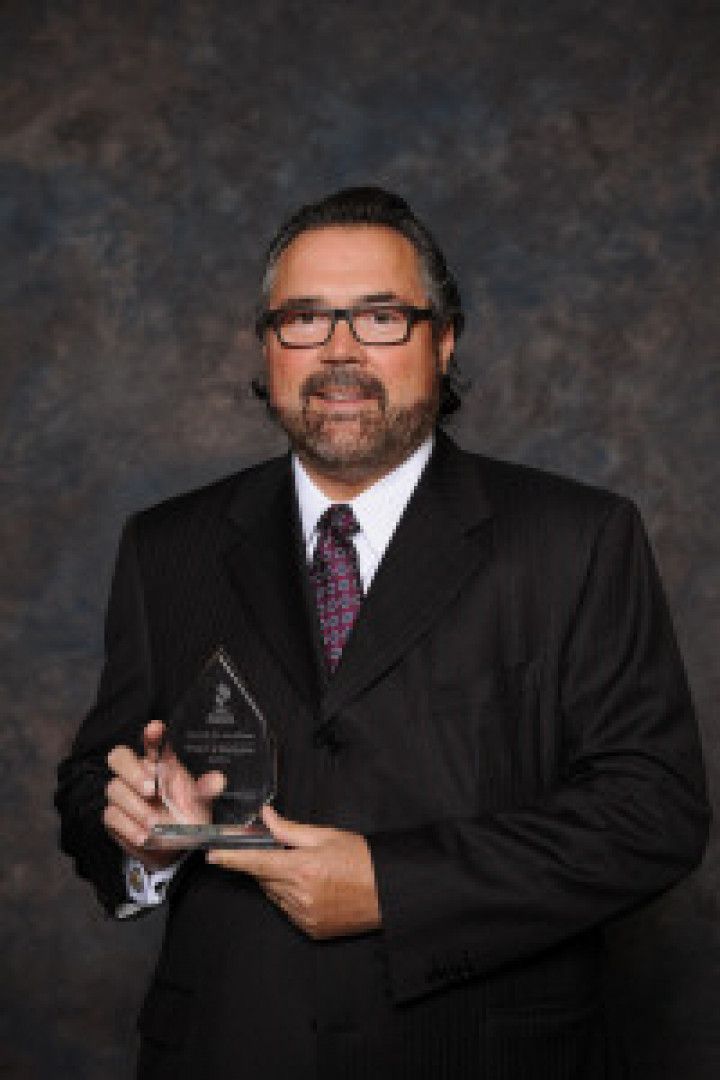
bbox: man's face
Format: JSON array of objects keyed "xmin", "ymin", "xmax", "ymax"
[{"xmin": 261, "ymin": 225, "xmax": 454, "ymax": 485}]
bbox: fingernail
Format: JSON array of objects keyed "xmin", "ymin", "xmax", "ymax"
[
  {"xmin": 144, "ymin": 779, "xmax": 155, "ymax": 796},
  {"xmin": 206, "ymin": 851, "xmax": 216, "ymax": 864}
]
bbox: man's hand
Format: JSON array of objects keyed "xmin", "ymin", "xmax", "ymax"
[
  {"xmin": 206, "ymin": 806, "xmax": 381, "ymax": 940},
  {"xmin": 104, "ymin": 720, "xmax": 224, "ymax": 872}
]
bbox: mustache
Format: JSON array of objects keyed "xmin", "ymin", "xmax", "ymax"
[{"xmin": 300, "ymin": 367, "xmax": 387, "ymax": 407}]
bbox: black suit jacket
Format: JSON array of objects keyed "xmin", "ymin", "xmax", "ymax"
[{"xmin": 56, "ymin": 432, "xmax": 709, "ymax": 1080}]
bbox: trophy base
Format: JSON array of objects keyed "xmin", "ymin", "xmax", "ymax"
[{"xmin": 146, "ymin": 822, "xmax": 280, "ymax": 849}]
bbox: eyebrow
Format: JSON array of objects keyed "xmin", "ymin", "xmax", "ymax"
[{"xmin": 274, "ymin": 291, "xmax": 407, "ymax": 309}]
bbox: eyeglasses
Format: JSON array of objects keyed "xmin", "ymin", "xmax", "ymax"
[{"xmin": 256, "ymin": 304, "xmax": 437, "ymax": 348}]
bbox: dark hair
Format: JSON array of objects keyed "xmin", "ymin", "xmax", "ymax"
[{"xmin": 255, "ymin": 186, "xmax": 465, "ymax": 417}]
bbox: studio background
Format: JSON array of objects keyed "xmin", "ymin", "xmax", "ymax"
[{"xmin": 1, "ymin": 2, "xmax": 718, "ymax": 1077}]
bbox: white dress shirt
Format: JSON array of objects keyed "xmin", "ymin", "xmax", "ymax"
[
  {"xmin": 293, "ymin": 435, "xmax": 433, "ymax": 592},
  {"xmin": 122, "ymin": 435, "xmax": 434, "ymax": 911}
]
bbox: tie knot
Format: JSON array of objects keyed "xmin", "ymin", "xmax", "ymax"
[{"xmin": 318, "ymin": 504, "xmax": 360, "ymax": 541}]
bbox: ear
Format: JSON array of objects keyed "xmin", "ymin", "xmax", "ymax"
[
  {"xmin": 258, "ymin": 333, "xmax": 273, "ymax": 391},
  {"xmin": 437, "ymin": 322, "xmax": 455, "ymax": 374}
]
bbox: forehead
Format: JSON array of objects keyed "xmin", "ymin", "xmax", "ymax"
[{"xmin": 268, "ymin": 225, "xmax": 425, "ymax": 304}]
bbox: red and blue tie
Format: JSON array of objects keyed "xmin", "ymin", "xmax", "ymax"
[{"xmin": 309, "ymin": 505, "xmax": 363, "ymax": 671}]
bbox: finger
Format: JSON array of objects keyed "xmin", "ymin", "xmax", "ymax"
[
  {"xmin": 261, "ymin": 883, "xmax": 305, "ymax": 924},
  {"xmin": 205, "ymin": 847, "xmax": 295, "ymax": 883},
  {"xmin": 106, "ymin": 776, "xmax": 159, "ymax": 833},
  {"xmin": 157, "ymin": 759, "xmax": 220, "ymax": 811},
  {"xmin": 196, "ymin": 771, "xmax": 226, "ymax": 801},
  {"xmin": 104, "ymin": 801, "xmax": 150, "ymax": 850},
  {"xmin": 107, "ymin": 745, "xmax": 156, "ymax": 798},
  {"xmin": 261, "ymin": 805, "xmax": 328, "ymax": 849},
  {"xmin": 143, "ymin": 720, "xmax": 165, "ymax": 759},
  {"xmin": 260, "ymin": 881, "xmax": 320, "ymax": 937}
]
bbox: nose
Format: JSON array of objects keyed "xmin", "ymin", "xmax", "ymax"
[{"xmin": 320, "ymin": 312, "xmax": 362, "ymax": 364}]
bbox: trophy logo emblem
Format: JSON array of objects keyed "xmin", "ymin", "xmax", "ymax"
[{"xmin": 209, "ymin": 683, "xmax": 234, "ymax": 724}]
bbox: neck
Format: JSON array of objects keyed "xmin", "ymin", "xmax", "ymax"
[
  {"xmin": 296, "ymin": 440, "xmax": 430, "ymax": 501},
  {"xmin": 297, "ymin": 457, "xmax": 397, "ymax": 501}
]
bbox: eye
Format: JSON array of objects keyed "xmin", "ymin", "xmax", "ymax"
[
  {"xmin": 366, "ymin": 307, "xmax": 405, "ymax": 325},
  {"xmin": 282, "ymin": 309, "xmax": 321, "ymax": 327}
]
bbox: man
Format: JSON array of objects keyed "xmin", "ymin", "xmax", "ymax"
[{"xmin": 56, "ymin": 187, "xmax": 709, "ymax": 1079}]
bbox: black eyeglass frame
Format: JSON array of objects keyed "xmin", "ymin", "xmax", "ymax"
[{"xmin": 255, "ymin": 304, "xmax": 438, "ymax": 348}]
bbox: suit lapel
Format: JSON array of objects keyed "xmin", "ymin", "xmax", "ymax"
[
  {"xmin": 223, "ymin": 457, "xmax": 322, "ymax": 709},
  {"xmin": 320, "ymin": 432, "xmax": 494, "ymax": 720},
  {"xmin": 222, "ymin": 436, "xmax": 495, "ymax": 720}
]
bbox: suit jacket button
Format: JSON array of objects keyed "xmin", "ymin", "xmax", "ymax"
[{"xmin": 312, "ymin": 722, "xmax": 342, "ymax": 752}]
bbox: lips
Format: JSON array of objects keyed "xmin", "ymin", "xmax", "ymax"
[
  {"xmin": 308, "ymin": 389, "xmax": 377, "ymax": 414},
  {"xmin": 314, "ymin": 389, "xmax": 372, "ymax": 402}
]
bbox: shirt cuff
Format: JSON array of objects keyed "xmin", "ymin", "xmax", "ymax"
[{"xmin": 123, "ymin": 855, "xmax": 182, "ymax": 907}]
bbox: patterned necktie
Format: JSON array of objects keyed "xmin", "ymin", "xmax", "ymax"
[{"xmin": 309, "ymin": 504, "xmax": 363, "ymax": 672}]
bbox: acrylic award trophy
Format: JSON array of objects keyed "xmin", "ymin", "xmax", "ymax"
[{"xmin": 146, "ymin": 647, "xmax": 278, "ymax": 849}]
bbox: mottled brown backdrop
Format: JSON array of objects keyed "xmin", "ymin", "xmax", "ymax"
[{"xmin": 1, "ymin": 1, "xmax": 718, "ymax": 1077}]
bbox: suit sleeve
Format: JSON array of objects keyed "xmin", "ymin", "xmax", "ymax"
[
  {"xmin": 368, "ymin": 497, "xmax": 710, "ymax": 1003},
  {"xmin": 55, "ymin": 516, "xmax": 156, "ymax": 915}
]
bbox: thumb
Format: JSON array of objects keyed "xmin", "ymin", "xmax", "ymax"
[{"xmin": 261, "ymin": 804, "xmax": 327, "ymax": 848}]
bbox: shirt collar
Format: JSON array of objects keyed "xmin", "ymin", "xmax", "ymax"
[{"xmin": 293, "ymin": 436, "xmax": 434, "ymax": 557}]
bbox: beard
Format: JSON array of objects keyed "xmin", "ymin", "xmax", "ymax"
[{"xmin": 271, "ymin": 364, "xmax": 441, "ymax": 482}]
